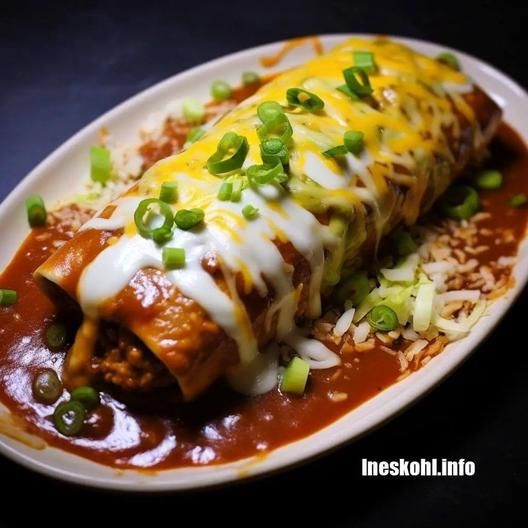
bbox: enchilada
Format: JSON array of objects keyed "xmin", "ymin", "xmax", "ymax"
[{"xmin": 34, "ymin": 37, "xmax": 500, "ymax": 400}]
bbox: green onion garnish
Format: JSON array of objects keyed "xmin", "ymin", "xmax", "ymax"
[
  {"xmin": 46, "ymin": 323, "xmax": 67, "ymax": 351},
  {"xmin": 25, "ymin": 194, "xmax": 47, "ymax": 227},
  {"xmin": 230, "ymin": 178, "xmax": 243, "ymax": 202},
  {"xmin": 211, "ymin": 80, "xmax": 232, "ymax": 101},
  {"xmin": 247, "ymin": 162, "xmax": 286, "ymax": 185},
  {"xmin": 342, "ymin": 66, "xmax": 373, "ymax": 98},
  {"xmin": 336, "ymin": 84, "xmax": 360, "ymax": 100},
  {"xmin": 509, "ymin": 193, "xmax": 527, "ymax": 208},
  {"xmin": 353, "ymin": 50, "xmax": 376, "ymax": 73},
  {"xmin": 32, "ymin": 369, "xmax": 62, "ymax": 405},
  {"xmin": 90, "ymin": 145, "xmax": 112, "ymax": 185},
  {"xmin": 162, "ymin": 247, "xmax": 186, "ymax": 269},
  {"xmin": 438, "ymin": 184, "xmax": 479, "ymax": 220},
  {"xmin": 281, "ymin": 357, "xmax": 310, "ymax": 394},
  {"xmin": 436, "ymin": 52, "xmax": 460, "ymax": 71},
  {"xmin": 182, "ymin": 97, "xmax": 205, "ymax": 123},
  {"xmin": 260, "ymin": 138, "xmax": 289, "ymax": 166},
  {"xmin": 242, "ymin": 204, "xmax": 259, "ymax": 220},
  {"xmin": 242, "ymin": 71, "xmax": 260, "ymax": 85},
  {"xmin": 0, "ymin": 289, "xmax": 17, "ymax": 306},
  {"xmin": 134, "ymin": 198, "xmax": 174, "ymax": 239},
  {"xmin": 159, "ymin": 181, "xmax": 178, "ymax": 203},
  {"xmin": 367, "ymin": 305, "xmax": 398, "ymax": 332},
  {"xmin": 257, "ymin": 101, "xmax": 284, "ymax": 123},
  {"xmin": 217, "ymin": 181, "xmax": 233, "ymax": 201},
  {"xmin": 344, "ymin": 130, "xmax": 364, "ymax": 155},
  {"xmin": 286, "ymin": 88, "xmax": 324, "ymax": 112},
  {"xmin": 174, "ymin": 208, "xmax": 204, "ymax": 230},
  {"xmin": 186, "ymin": 127, "xmax": 205, "ymax": 144},
  {"xmin": 322, "ymin": 145, "xmax": 348, "ymax": 158},
  {"xmin": 257, "ymin": 113, "xmax": 293, "ymax": 144},
  {"xmin": 70, "ymin": 386, "xmax": 100, "ymax": 411},
  {"xmin": 473, "ymin": 169, "xmax": 503, "ymax": 190},
  {"xmin": 206, "ymin": 132, "xmax": 249, "ymax": 175},
  {"xmin": 152, "ymin": 227, "xmax": 173, "ymax": 245},
  {"xmin": 53, "ymin": 400, "xmax": 86, "ymax": 436}
]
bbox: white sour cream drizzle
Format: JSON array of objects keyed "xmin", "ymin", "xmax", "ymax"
[{"xmin": 77, "ymin": 181, "xmax": 340, "ymax": 375}]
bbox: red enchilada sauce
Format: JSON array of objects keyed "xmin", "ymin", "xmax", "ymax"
[{"xmin": 1, "ymin": 115, "xmax": 527, "ymax": 468}]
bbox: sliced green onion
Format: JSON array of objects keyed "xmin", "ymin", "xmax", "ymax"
[
  {"xmin": 211, "ymin": 80, "xmax": 232, "ymax": 101},
  {"xmin": 286, "ymin": 88, "xmax": 324, "ymax": 112},
  {"xmin": 159, "ymin": 181, "xmax": 178, "ymax": 203},
  {"xmin": 281, "ymin": 357, "xmax": 310, "ymax": 394},
  {"xmin": 0, "ymin": 289, "xmax": 17, "ymax": 306},
  {"xmin": 25, "ymin": 195, "xmax": 47, "ymax": 227},
  {"xmin": 186, "ymin": 127, "xmax": 205, "ymax": 144},
  {"xmin": 152, "ymin": 227, "xmax": 173, "ymax": 245},
  {"xmin": 46, "ymin": 323, "xmax": 67, "ymax": 351},
  {"xmin": 260, "ymin": 138, "xmax": 289, "ymax": 166},
  {"xmin": 509, "ymin": 193, "xmax": 527, "ymax": 208},
  {"xmin": 353, "ymin": 50, "xmax": 376, "ymax": 73},
  {"xmin": 134, "ymin": 198, "xmax": 174, "ymax": 239},
  {"xmin": 391, "ymin": 230, "xmax": 417, "ymax": 257},
  {"xmin": 438, "ymin": 184, "xmax": 479, "ymax": 220},
  {"xmin": 32, "ymin": 369, "xmax": 62, "ymax": 405},
  {"xmin": 247, "ymin": 162, "xmax": 285, "ymax": 185},
  {"xmin": 344, "ymin": 130, "xmax": 364, "ymax": 155},
  {"xmin": 367, "ymin": 305, "xmax": 398, "ymax": 332},
  {"xmin": 162, "ymin": 247, "xmax": 186, "ymax": 269},
  {"xmin": 242, "ymin": 204, "xmax": 259, "ymax": 220},
  {"xmin": 174, "ymin": 208, "xmax": 204, "ymax": 230},
  {"xmin": 182, "ymin": 97, "xmax": 205, "ymax": 122},
  {"xmin": 342, "ymin": 66, "xmax": 373, "ymax": 98},
  {"xmin": 242, "ymin": 71, "xmax": 260, "ymax": 85},
  {"xmin": 206, "ymin": 132, "xmax": 249, "ymax": 175},
  {"xmin": 217, "ymin": 181, "xmax": 233, "ymax": 201},
  {"xmin": 90, "ymin": 145, "xmax": 112, "ymax": 185},
  {"xmin": 70, "ymin": 386, "xmax": 100, "ymax": 411},
  {"xmin": 257, "ymin": 101, "xmax": 284, "ymax": 123},
  {"xmin": 336, "ymin": 84, "xmax": 360, "ymax": 100},
  {"xmin": 257, "ymin": 113, "xmax": 293, "ymax": 144},
  {"xmin": 473, "ymin": 169, "xmax": 503, "ymax": 190},
  {"xmin": 436, "ymin": 52, "xmax": 460, "ymax": 71},
  {"xmin": 53, "ymin": 400, "xmax": 86, "ymax": 436},
  {"xmin": 230, "ymin": 178, "xmax": 243, "ymax": 202},
  {"xmin": 322, "ymin": 145, "xmax": 348, "ymax": 158}
]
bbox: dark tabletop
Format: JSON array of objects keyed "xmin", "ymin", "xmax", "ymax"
[{"xmin": 1, "ymin": 1, "xmax": 527, "ymax": 525}]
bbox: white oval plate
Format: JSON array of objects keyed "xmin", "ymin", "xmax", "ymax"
[{"xmin": 0, "ymin": 34, "xmax": 527, "ymax": 491}]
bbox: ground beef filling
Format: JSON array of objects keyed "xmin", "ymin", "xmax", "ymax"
[{"xmin": 91, "ymin": 324, "xmax": 173, "ymax": 391}]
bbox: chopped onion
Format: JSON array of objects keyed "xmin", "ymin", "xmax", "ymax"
[
  {"xmin": 284, "ymin": 332, "xmax": 340, "ymax": 369},
  {"xmin": 353, "ymin": 321, "xmax": 371, "ymax": 344},
  {"xmin": 333, "ymin": 307, "xmax": 356, "ymax": 337}
]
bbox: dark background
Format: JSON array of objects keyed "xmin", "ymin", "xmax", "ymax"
[{"xmin": 0, "ymin": 1, "xmax": 527, "ymax": 525}]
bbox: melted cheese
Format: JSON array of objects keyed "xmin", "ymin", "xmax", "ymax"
[{"xmin": 75, "ymin": 37, "xmax": 479, "ymax": 371}]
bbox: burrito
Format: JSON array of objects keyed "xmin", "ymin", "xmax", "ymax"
[{"xmin": 35, "ymin": 37, "xmax": 501, "ymax": 399}]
